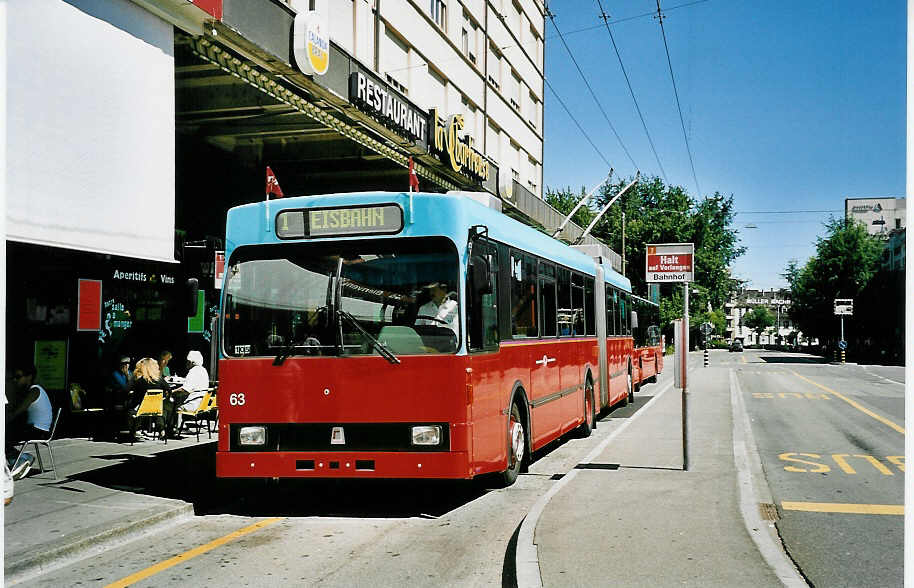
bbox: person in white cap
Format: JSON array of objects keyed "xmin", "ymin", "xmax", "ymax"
[{"xmin": 165, "ymin": 351, "xmax": 209, "ymax": 437}]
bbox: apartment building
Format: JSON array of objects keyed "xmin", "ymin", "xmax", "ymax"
[{"xmin": 320, "ymin": 0, "xmax": 545, "ymax": 198}]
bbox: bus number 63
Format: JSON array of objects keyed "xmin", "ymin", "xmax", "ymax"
[{"xmin": 229, "ymin": 393, "xmax": 246, "ymax": 406}]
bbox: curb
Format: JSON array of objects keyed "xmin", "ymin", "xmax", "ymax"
[{"xmin": 6, "ymin": 501, "xmax": 194, "ymax": 585}]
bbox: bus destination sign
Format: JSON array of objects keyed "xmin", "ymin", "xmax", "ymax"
[
  {"xmin": 276, "ymin": 204, "xmax": 403, "ymax": 239},
  {"xmin": 646, "ymin": 243, "xmax": 695, "ymax": 283}
]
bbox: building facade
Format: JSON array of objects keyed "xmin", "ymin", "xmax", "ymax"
[
  {"xmin": 845, "ymin": 197, "xmax": 906, "ymax": 237},
  {"xmin": 726, "ymin": 288, "xmax": 803, "ymax": 346},
  {"xmin": 6, "ymin": 0, "xmax": 614, "ymax": 420}
]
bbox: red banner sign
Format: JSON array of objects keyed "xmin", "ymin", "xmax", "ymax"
[{"xmin": 77, "ymin": 279, "xmax": 103, "ymax": 331}]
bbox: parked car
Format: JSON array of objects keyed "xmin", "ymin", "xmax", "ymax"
[{"xmin": 729, "ymin": 340, "xmax": 744, "ymax": 352}]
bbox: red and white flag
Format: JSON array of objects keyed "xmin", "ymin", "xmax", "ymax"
[
  {"xmin": 408, "ymin": 157, "xmax": 419, "ymax": 192},
  {"xmin": 266, "ymin": 166, "xmax": 284, "ymax": 199}
]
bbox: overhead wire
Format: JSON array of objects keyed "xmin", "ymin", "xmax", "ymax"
[
  {"xmin": 544, "ymin": 78, "xmax": 613, "ymax": 169},
  {"xmin": 595, "ymin": 0, "xmax": 668, "ymax": 183},
  {"xmin": 546, "ymin": 9, "xmax": 638, "ymax": 172},
  {"xmin": 655, "ymin": 0, "xmax": 701, "ymax": 197},
  {"xmin": 547, "ymin": 0, "xmax": 711, "ymax": 41}
]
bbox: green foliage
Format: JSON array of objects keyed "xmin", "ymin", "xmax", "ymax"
[
  {"xmin": 743, "ymin": 306, "xmax": 775, "ymax": 337},
  {"xmin": 783, "ymin": 218, "xmax": 885, "ymax": 344},
  {"xmin": 548, "ymin": 176, "xmax": 746, "ymax": 338}
]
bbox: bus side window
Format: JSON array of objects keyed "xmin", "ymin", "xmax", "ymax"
[
  {"xmin": 571, "ymin": 273, "xmax": 584, "ymax": 336},
  {"xmin": 557, "ymin": 268, "xmax": 572, "ymax": 337},
  {"xmin": 468, "ymin": 244, "xmax": 498, "ymax": 351},
  {"xmin": 538, "ymin": 261, "xmax": 557, "ymax": 337},
  {"xmin": 584, "ymin": 277, "xmax": 595, "ymax": 336},
  {"xmin": 511, "ymin": 252, "xmax": 538, "ymax": 338},
  {"xmin": 619, "ymin": 292, "xmax": 628, "ymax": 335}
]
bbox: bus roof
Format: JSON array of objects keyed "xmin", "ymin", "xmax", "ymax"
[{"xmin": 226, "ymin": 191, "xmax": 632, "ymax": 293}]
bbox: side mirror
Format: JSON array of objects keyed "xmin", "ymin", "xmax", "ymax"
[
  {"xmin": 470, "ymin": 255, "xmax": 492, "ymax": 295},
  {"xmin": 185, "ymin": 278, "xmax": 200, "ymax": 317},
  {"xmin": 630, "ymin": 310, "xmax": 639, "ymax": 329}
]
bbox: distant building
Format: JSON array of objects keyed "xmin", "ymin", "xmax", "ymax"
[
  {"xmin": 845, "ymin": 197, "xmax": 906, "ymax": 237},
  {"xmin": 882, "ymin": 228, "xmax": 905, "ymax": 271},
  {"xmin": 725, "ymin": 287, "xmax": 809, "ymax": 346}
]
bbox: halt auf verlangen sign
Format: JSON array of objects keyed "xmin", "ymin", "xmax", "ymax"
[{"xmin": 646, "ymin": 243, "xmax": 695, "ymax": 283}]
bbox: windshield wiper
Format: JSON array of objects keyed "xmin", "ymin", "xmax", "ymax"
[
  {"xmin": 337, "ymin": 309, "xmax": 400, "ymax": 365},
  {"xmin": 273, "ymin": 338, "xmax": 296, "ymax": 366}
]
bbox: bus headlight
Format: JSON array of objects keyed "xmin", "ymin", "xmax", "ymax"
[
  {"xmin": 239, "ymin": 426, "xmax": 266, "ymax": 446},
  {"xmin": 411, "ymin": 425, "xmax": 442, "ymax": 446}
]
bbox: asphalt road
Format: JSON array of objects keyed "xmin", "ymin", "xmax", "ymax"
[
  {"xmin": 725, "ymin": 349, "xmax": 904, "ymax": 588},
  {"xmin": 18, "ymin": 367, "xmax": 681, "ymax": 588}
]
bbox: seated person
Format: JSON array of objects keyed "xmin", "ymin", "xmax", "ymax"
[
  {"xmin": 169, "ymin": 351, "xmax": 210, "ymax": 436},
  {"xmin": 415, "ymin": 282, "xmax": 458, "ymax": 334},
  {"xmin": 109, "ymin": 356, "xmax": 133, "ymax": 405},
  {"xmin": 6, "ymin": 364, "xmax": 53, "ymax": 470},
  {"xmin": 131, "ymin": 357, "xmax": 168, "ymax": 435}
]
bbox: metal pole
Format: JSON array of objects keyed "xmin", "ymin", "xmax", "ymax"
[
  {"xmin": 574, "ymin": 172, "xmax": 640, "ymax": 245},
  {"xmin": 622, "ymin": 211, "xmax": 626, "ymax": 275},
  {"xmin": 683, "ymin": 283, "xmax": 689, "ymax": 471}
]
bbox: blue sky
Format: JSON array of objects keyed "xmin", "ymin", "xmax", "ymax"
[{"xmin": 541, "ymin": 1, "xmax": 906, "ymax": 290}]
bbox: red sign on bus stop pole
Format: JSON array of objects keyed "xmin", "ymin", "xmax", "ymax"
[
  {"xmin": 646, "ymin": 243, "xmax": 694, "ymax": 283},
  {"xmin": 646, "ymin": 242, "xmax": 694, "ymax": 471}
]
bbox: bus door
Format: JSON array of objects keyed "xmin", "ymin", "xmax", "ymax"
[
  {"xmin": 466, "ymin": 238, "xmax": 504, "ymax": 472},
  {"xmin": 533, "ymin": 261, "xmax": 562, "ymax": 441}
]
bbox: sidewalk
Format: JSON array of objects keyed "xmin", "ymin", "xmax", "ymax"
[
  {"xmin": 3, "ymin": 431, "xmax": 217, "ymax": 584},
  {"xmin": 529, "ymin": 357, "xmax": 804, "ymax": 587}
]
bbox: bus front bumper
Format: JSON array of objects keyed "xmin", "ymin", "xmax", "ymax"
[{"xmin": 216, "ymin": 450, "xmax": 471, "ymax": 479}]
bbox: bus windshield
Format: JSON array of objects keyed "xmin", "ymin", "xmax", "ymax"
[{"xmin": 222, "ymin": 237, "xmax": 460, "ymax": 358}]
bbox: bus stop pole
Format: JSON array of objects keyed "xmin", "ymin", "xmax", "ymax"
[{"xmin": 682, "ymin": 283, "xmax": 689, "ymax": 471}]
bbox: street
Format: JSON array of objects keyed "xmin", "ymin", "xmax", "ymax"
[
  {"xmin": 10, "ymin": 350, "xmax": 904, "ymax": 587},
  {"xmin": 728, "ymin": 349, "xmax": 904, "ymax": 588}
]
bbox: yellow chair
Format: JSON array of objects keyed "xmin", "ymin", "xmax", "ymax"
[
  {"xmin": 177, "ymin": 389, "xmax": 215, "ymax": 441},
  {"xmin": 132, "ymin": 390, "xmax": 165, "ymax": 444}
]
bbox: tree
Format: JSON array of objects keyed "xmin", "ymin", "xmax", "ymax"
[
  {"xmin": 783, "ymin": 218, "xmax": 884, "ymax": 345},
  {"xmin": 743, "ymin": 306, "xmax": 775, "ymax": 340},
  {"xmin": 547, "ymin": 176, "xmax": 746, "ymax": 339}
]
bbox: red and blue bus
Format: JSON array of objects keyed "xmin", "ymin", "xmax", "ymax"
[{"xmin": 216, "ymin": 191, "xmax": 660, "ymax": 485}]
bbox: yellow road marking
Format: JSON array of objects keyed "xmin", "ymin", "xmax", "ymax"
[
  {"xmin": 790, "ymin": 370, "xmax": 905, "ymax": 435},
  {"xmin": 782, "ymin": 501, "xmax": 903, "ymax": 515},
  {"xmin": 106, "ymin": 517, "xmax": 283, "ymax": 588}
]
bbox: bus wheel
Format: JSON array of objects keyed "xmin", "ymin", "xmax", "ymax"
[
  {"xmin": 500, "ymin": 403, "xmax": 526, "ymax": 487},
  {"xmin": 627, "ymin": 371, "xmax": 635, "ymax": 404},
  {"xmin": 577, "ymin": 380, "xmax": 595, "ymax": 437},
  {"xmin": 651, "ymin": 359, "xmax": 659, "ymax": 383}
]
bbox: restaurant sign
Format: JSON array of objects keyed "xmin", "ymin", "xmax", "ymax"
[
  {"xmin": 349, "ymin": 71, "xmax": 427, "ymax": 144},
  {"xmin": 429, "ymin": 108, "xmax": 491, "ymax": 183},
  {"xmin": 646, "ymin": 243, "xmax": 694, "ymax": 283}
]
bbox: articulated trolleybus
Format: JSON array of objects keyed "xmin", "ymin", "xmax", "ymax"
[{"xmin": 216, "ymin": 191, "xmax": 660, "ymax": 485}]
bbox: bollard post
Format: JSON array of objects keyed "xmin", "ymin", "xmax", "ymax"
[
  {"xmin": 841, "ymin": 350, "xmax": 845, "ymax": 364},
  {"xmin": 703, "ymin": 348, "xmax": 709, "ymax": 367}
]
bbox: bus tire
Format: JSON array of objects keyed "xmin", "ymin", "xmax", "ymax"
[
  {"xmin": 577, "ymin": 379, "xmax": 595, "ymax": 437},
  {"xmin": 500, "ymin": 402, "xmax": 526, "ymax": 487},
  {"xmin": 651, "ymin": 359, "xmax": 659, "ymax": 383}
]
